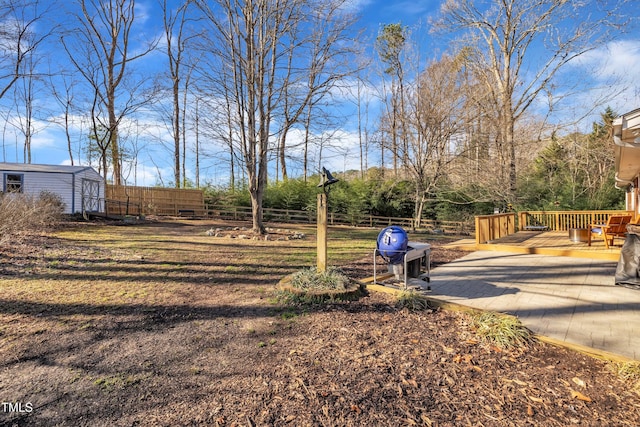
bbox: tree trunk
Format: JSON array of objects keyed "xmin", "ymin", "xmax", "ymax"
[
  {"xmin": 413, "ymin": 190, "xmax": 426, "ymax": 231},
  {"xmin": 109, "ymin": 109, "xmax": 121, "ymax": 185},
  {"xmin": 278, "ymin": 131, "xmax": 288, "ymax": 181},
  {"xmin": 173, "ymin": 80, "xmax": 181, "ymax": 188},
  {"xmin": 249, "ymin": 187, "xmax": 265, "ymax": 234}
]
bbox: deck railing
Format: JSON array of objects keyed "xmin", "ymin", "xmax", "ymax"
[
  {"xmin": 475, "ymin": 213, "xmax": 516, "ymax": 244},
  {"xmin": 519, "ymin": 210, "xmax": 634, "ymax": 231},
  {"xmin": 475, "ymin": 210, "xmax": 634, "ymax": 244}
]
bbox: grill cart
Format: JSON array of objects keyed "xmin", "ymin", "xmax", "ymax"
[{"xmin": 373, "ymin": 226, "xmax": 431, "ymax": 290}]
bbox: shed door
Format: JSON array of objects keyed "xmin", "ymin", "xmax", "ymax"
[{"xmin": 82, "ymin": 179, "xmax": 100, "ymax": 212}]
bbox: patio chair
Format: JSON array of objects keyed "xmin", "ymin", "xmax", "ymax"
[{"xmin": 588, "ymin": 215, "xmax": 632, "ymax": 249}]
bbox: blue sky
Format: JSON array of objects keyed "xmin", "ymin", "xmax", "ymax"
[{"xmin": 1, "ymin": 0, "xmax": 639, "ymax": 187}]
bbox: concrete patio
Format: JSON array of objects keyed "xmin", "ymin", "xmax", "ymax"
[{"xmin": 425, "ymin": 250, "xmax": 640, "ymax": 361}]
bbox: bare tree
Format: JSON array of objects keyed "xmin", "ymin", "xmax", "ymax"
[
  {"xmin": 196, "ymin": 0, "xmax": 361, "ymax": 233},
  {"xmin": 49, "ymin": 73, "xmax": 78, "ymax": 165},
  {"xmin": 354, "ymin": 76, "xmax": 376, "ymax": 178},
  {"xmin": 11, "ymin": 52, "xmax": 37, "ymax": 163},
  {"xmin": 0, "ymin": 0, "xmax": 55, "ymax": 163},
  {"xmin": 375, "ymin": 23, "xmax": 408, "ymax": 178},
  {"xmin": 0, "ymin": 0, "xmax": 53, "ymax": 101},
  {"xmin": 161, "ymin": 0, "xmax": 200, "ymax": 188},
  {"xmin": 274, "ymin": 1, "xmax": 361, "ymax": 182},
  {"xmin": 436, "ymin": 0, "xmax": 633, "ymax": 201},
  {"xmin": 62, "ymin": 0, "xmax": 157, "ymax": 184},
  {"xmin": 401, "ymin": 53, "xmax": 469, "ymax": 228}
]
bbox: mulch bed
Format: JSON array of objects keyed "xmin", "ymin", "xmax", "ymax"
[{"xmin": 0, "ymin": 220, "xmax": 638, "ymax": 426}]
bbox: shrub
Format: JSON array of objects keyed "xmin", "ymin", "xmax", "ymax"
[{"xmin": 0, "ymin": 191, "xmax": 66, "ymax": 243}]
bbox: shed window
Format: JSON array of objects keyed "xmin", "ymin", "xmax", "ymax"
[{"xmin": 5, "ymin": 174, "xmax": 23, "ymax": 193}]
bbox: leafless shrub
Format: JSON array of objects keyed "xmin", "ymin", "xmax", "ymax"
[{"xmin": 0, "ymin": 191, "xmax": 66, "ymax": 243}]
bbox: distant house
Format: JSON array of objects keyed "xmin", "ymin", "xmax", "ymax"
[
  {"xmin": 0, "ymin": 163, "xmax": 105, "ymax": 215},
  {"xmin": 613, "ymin": 108, "xmax": 640, "ymax": 215}
]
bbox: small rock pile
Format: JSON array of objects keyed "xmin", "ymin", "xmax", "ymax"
[{"xmin": 205, "ymin": 226, "xmax": 306, "ymax": 241}]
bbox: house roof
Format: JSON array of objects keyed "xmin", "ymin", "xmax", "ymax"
[
  {"xmin": 0, "ymin": 162, "xmax": 101, "ymax": 176},
  {"xmin": 613, "ymin": 108, "xmax": 640, "ymax": 187}
]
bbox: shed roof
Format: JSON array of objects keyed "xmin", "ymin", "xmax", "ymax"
[{"xmin": 0, "ymin": 162, "xmax": 100, "ymax": 176}]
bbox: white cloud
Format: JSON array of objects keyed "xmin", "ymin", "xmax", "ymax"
[
  {"xmin": 134, "ymin": 1, "xmax": 152, "ymax": 25},
  {"xmin": 341, "ymin": 0, "xmax": 376, "ymax": 14},
  {"xmin": 551, "ymin": 38, "xmax": 640, "ymax": 129},
  {"xmin": 574, "ymin": 39, "xmax": 640, "ymax": 80}
]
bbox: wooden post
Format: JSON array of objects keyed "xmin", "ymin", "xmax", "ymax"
[{"xmin": 317, "ymin": 192, "xmax": 328, "ymax": 272}]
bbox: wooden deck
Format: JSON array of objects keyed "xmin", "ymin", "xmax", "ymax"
[{"xmin": 444, "ymin": 231, "xmax": 623, "ymax": 261}]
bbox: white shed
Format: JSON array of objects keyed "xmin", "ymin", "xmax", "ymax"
[{"xmin": 0, "ymin": 163, "xmax": 105, "ymax": 215}]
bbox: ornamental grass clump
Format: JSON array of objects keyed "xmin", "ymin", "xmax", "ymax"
[
  {"xmin": 609, "ymin": 361, "xmax": 640, "ymax": 393},
  {"xmin": 395, "ymin": 290, "xmax": 433, "ymax": 311},
  {"xmin": 289, "ymin": 267, "xmax": 351, "ymax": 291},
  {"xmin": 471, "ymin": 311, "xmax": 533, "ymax": 349}
]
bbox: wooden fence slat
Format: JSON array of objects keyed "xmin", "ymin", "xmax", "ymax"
[{"xmin": 106, "ymin": 185, "xmax": 205, "ymax": 216}]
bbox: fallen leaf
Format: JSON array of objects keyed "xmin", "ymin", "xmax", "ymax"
[
  {"xmin": 529, "ymin": 396, "xmax": 544, "ymax": 403},
  {"xmin": 350, "ymin": 404, "xmax": 361, "ymax": 414},
  {"xmin": 411, "ymin": 339, "xmax": 419, "ymax": 344},
  {"xmin": 527, "ymin": 405, "xmax": 534, "ymax": 416},
  {"xmin": 512, "ymin": 379, "xmax": 528, "ymax": 386},
  {"xmin": 420, "ymin": 413, "xmax": 433, "ymax": 426},
  {"xmin": 570, "ymin": 389, "xmax": 592, "ymax": 402},
  {"xmin": 453, "ymin": 355, "xmax": 462, "ymax": 363},
  {"xmin": 466, "ymin": 339, "xmax": 479, "ymax": 345},
  {"xmin": 572, "ymin": 377, "xmax": 586, "ymax": 388}
]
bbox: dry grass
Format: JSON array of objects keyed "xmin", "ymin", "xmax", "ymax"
[
  {"xmin": 609, "ymin": 361, "xmax": 640, "ymax": 394},
  {"xmin": 395, "ymin": 290, "xmax": 433, "ymax": 311},
  {"xmin": 2, "ymin": 220, "xmax": 639, "ymax": 426},
  {"xmin": 470, "ymin": 311, "xmax": 534, "ymax": 349},
  {"xmin": 289, "ymin": 267, "xmax": 351, "ymax": 291}
]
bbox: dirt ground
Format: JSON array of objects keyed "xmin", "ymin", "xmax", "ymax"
[{"xmin": 0, "ymin": 219, "xmax": 638, "ymax": 426}]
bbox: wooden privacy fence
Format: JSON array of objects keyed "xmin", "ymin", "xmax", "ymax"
[
  {"xmin": 106, "ymin": 185, "xmax": 205, "ymax": 216},
  {"xmin": 210, "ymin": 205, "xmax": 473, "ymax": 234},
  {"xmin": 104, "ymin": 198, "xmax": 142, "ymax": 217}
]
